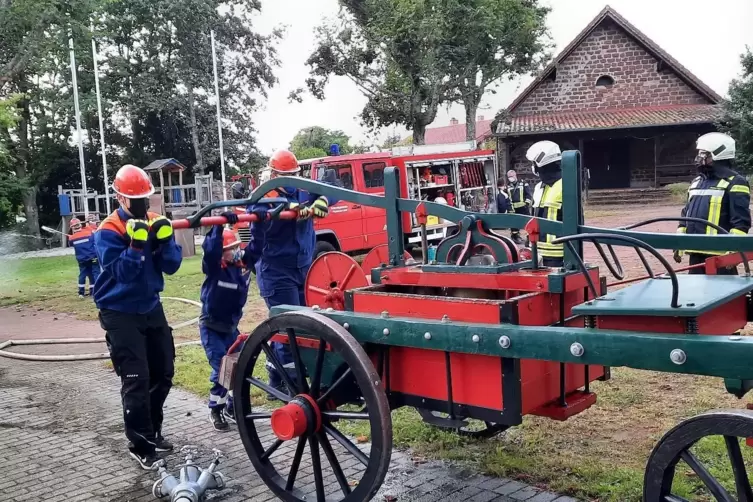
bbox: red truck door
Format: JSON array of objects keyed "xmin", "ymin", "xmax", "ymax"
[
  {"xmin": 358, "ymin": 160, "xmax": 388, "ymax": 248},
  {"xmin": 313, "ymin": 162, "xmax": 365, "ymax": 253}
]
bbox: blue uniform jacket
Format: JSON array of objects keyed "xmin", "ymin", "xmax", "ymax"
[
  {"xmin": 93, "ymin": 208, "xmax": 183, "ymax": 314},
  {"xmin": 246, "ymin": 188, "xmax": 337, "ymax": 271},
  {"xmin": 199, "ymin": 226, "xmax": 253, "ymax": 333},
  {"xmin": 69, "ymin": 227, "xmax": 97, "ymax": 263}
]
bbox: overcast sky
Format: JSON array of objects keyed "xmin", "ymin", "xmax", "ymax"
[{"xmin": 249, "ymin": 0, "xmax": 753, "ymax": 155}]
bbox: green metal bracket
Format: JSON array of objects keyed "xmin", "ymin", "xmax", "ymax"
[
  {"xmin": 561, "ymin": 150, "xmax": 584, "ymax": 271},
  {"xmin": 385, "ymin": 167, "xmax": 406, "ymax": 267},
  {"xmin": 271, "ymin": 306, "xmax": 753, "ymax": 381},
  {"xmin": 434, "ymin": 214, "xmax": 514, "ymax": 265}
]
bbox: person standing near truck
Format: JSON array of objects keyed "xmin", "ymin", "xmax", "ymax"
[
  {"xmin": 246, "ymin": 149, "xmax": 336, "ymax": 398},
  {"xmin": 68, "ymin": 217, "xmax": 100, "ymax": 298},
  {"xmin": 675, "ymin": 132, "xmax": 750, "ymax": 274},
  {"xmin": 505, "ymin": 169, "xmax": 532, "ymax": 244},
  {"xmin": 527, "ymin": 140, "xmax": 564, "ymax": 268},
  {"xmin": 94, "ymin": 164, "xmax": 183, "ymax": 470}
]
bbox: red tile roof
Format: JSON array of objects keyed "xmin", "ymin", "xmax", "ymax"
[
  {"xmin": 496, "ymin": 104, "xmax": 722, "ymax": 136},
  {"xmin": 423, "ymin": 119, "xmax": 494, "ymax": 145}
]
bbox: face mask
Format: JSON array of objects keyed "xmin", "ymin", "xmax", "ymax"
[
  {"xmin": 128, "ymin": 198, "xmax": 150, "ymax": 219},
  {"xmin": 508, "ymin": 177, "xmax": 517, "ymax": 183},
  {"xmin": 231, "ymin": 248, "xmax": 242, "ymax": 263},
  {"xmin": 538, "ymin": 167, "xmax": 561, "ymax": 186}
]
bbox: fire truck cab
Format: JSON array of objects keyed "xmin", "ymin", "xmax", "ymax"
[
  {"xmin": 311, "ymin": 142, "xmax": 499, "ymax": 257},
  {"xmin": 235, "ymin": 142, "xmax": 499, "ymax": 259}
]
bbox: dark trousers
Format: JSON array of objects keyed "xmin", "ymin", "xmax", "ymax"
[
  {"xmin": 258, "ymin": 265, "xmax": 309, "ymax": 389},
  {"xmin": 688, "ymin": 253, "xmax": 738, "ymax": 275},
  {"xmin": 100, "ymin": 304, "xmax": 175, "ymax": 455},
  {"xmin": 199, "ymin": 325, "xmax": 238, "ymax": 410},
  {"xmin": 78, "ymin": 260, "xmax": 100, "ymax": 295},
  {"xmin": 510, "ymin": 207, "xmax": 530, "ymax": 237}
]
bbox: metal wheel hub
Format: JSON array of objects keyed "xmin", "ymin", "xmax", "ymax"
[{"xmin": 271, "ymin": 394, "xmax": 322, "ymax": 441}]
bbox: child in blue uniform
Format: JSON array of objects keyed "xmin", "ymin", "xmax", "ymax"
[
  {"xmin": 94, "ymin": 164, "xmax": 183, "ymax": 471},
  {"xmin": 69, "ymin": 217, "xmax": 100, "ymax": 297},
  {"xmin": 199, "ymin": 219, "xmax": 253, "ymax": 430},
  {"xmin": 246, "ymin": 149, "xmax": 336, "ymax": 398}
]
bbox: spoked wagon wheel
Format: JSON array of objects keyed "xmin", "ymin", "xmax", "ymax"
[
  {"xmin": 644, "ymin": 409, "xmax": 753, "ymax": 502},
  {"xmin": 416, "ymin": 408, "xmax": 509, "ymax": 439},
  {"xmin": 234, "ymin": 311, "xmax": 392, "ymax": 502}
]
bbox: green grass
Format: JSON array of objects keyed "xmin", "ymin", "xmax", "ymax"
[
  {"xmin": 4, "ymin": 254, "xmax": 753, "ymax": 502},
  {"xmin": 666, "ymin": 182, "xmax": 690, "ymax": 204}
]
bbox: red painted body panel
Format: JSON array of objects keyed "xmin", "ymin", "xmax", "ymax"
[{"xmin": 351, "ymin": 274, "xmax": 604, "ymax": 417}]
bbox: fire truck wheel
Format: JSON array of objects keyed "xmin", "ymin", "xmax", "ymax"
[
  {"xmin": 643, "ymin": 408, "xmax": 753, "ymax": 502},
  {"xmin": 314, "ymin": 240, "xmax": 336, "ymax": 260},
  {"xmin": 234, "ymin": 311, "xmax": 392, "ymax": 502}
]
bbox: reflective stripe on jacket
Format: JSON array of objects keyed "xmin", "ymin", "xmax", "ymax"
[{"xmin": 533, "ymin": 179, "xmax": 564, "ymax": 258}]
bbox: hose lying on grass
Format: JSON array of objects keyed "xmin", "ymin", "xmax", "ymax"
[{"xmin": 0, "ymin": 296, "xmax": 202, "ymax": 362}]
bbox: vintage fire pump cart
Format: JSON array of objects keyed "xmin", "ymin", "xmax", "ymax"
[{"xmin": 185, "ymin": 150, "xmax": 753, "ymax": 502}]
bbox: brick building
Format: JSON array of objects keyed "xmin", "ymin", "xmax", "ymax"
[{"xmin": 493, "ymin": 6, "xmax": 723, "ymax": 190}]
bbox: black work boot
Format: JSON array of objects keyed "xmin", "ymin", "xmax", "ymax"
[
  {"xmin": 210, "ymin": 407, "xmax": 228, "ymax": 431},
  {"xmin": 155, "ymin": 433, "xmax": 174, "ymax": 452}
]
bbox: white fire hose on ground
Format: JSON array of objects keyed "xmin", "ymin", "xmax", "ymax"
[{"xmin": 0, "ymin": 297, "xmax": 203, "ymax": 362}]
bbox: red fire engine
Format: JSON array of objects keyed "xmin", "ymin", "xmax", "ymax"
[{"xmin": 237, "ymin": 143, "xmax": 500, "ymax": 258}]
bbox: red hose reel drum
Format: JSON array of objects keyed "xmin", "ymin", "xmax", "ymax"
[{"xmin": 304, "ymin": 252, "xmax": 369, "ymax": 310}]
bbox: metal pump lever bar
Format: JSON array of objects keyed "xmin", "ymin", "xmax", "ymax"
[
  {"xmin": 169, "ymin": 198, "xmax": 299, "ymax": 230},
  {"xmin": 553, "ymin": 233, "xmax": 680, "ymax": 308},
  {"xmin": 619, "ymin": 216, "xmax": 751, "ymax": 276}
]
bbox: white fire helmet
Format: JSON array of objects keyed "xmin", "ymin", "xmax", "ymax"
[
  {"xmin": 526, "ymin": 140, "xmax": 562, "ymax": 176},
  {"xmin": 696, "ymin": 132, "xmax": 735, "ymax": 161}
]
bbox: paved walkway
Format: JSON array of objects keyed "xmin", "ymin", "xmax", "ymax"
[{"xmin": 0, "ymin": 344, "xmax": 578, "ymax": 502}]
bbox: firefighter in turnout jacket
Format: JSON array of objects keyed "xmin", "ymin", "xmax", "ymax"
[
  {"xmin": 93, "ymin": 164, "xmax": 183, "ymax": 471},
  {"xmin": 199, "ymin": 223, "xmax": 252, "ymax": 430},
  {"xmin": 506, "ymin": 169, "xmax": 532, "ymax": 244},
  {"xmin": 527, "ymin": 141, "xmax": 564, "ymax": 268},
  {"xmin": 246, "ymin": 149, "xmax": 337, "ymax": 399},
  {"xmin": 676, "ymin": 132, "xmax": 751, "ymax": 274},
  {"xmin": 68, "ymin": 217, "xmax": 100, "ymax": 297}
]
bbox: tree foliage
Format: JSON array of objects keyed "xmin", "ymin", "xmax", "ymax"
[
  {"xmin": 289, "ymin": 126, "xmax": 355, "ymax": 158},
  {"xmin": 299, "ymin": 0, "xmax": 453, "ymax": 145},
  {"xmin": 0, "ymin": 0, "xmax": 280, "ymax": 234},
  {"xmin": 721, "ymin": 48, "xmax": 753, "ymax": 172},
  {"xmin": 442, "ymin": 0, "xmax": 551, "ymax": 140}
]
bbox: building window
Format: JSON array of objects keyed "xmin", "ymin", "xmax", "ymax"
[{"xmin": 595, "ymin": 75, "xmax": 615, "ymax": 88}]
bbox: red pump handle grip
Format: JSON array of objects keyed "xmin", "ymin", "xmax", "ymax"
[{"xmin": 171, "ymin": 211, "xmax": 299, "ymax": 230}]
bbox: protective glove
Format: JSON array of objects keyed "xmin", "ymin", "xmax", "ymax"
[
  {"xmin": 149, "ymin": 215, "xmax": 174, "ymax": 243},
  {"xmin": 673, "ymin": 250, "xmax": 683, "ymax": 264},
  {"xmin": 221, "ymin": 211, "xmax": 239, "ymax": 224},
  {"xmin": 299, "ymin": 196, "xmax": 329, "ymax": 219},
  {"xmin": 126, "ymin": 219, "xmax": 150, "ymax": 250}
]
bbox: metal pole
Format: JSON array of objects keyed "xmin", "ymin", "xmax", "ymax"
[
  {"xmin": 69, "ymin": 36, "xmax": 89, "ymax": 218},
  {"xmin": 91, "ymin": 27, "xmax": 111, "ymax": 213},
  {"xmin": 210, "ymin": 30, "xmax": 227, "ymax": 200}
]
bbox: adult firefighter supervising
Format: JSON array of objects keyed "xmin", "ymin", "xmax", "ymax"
[
  {"xmin": 527, "ymin": 140, "xmax": 564, "ymax": 268},
  {"xmin": 505, "ymin": 169, "xmax": 532, "ymax": 244},
  {"xmin": 68, "ymin": 217, "xmax": 100, "ymax": 298},
  {"xmin": 246, "ymin": 149, "xmax": 336, "ymax": 398},
  {"xmin": 675, "ymin": 132, "xmax": 751, "ymax": 274},
  {"xmin": 93, "ymin": 164, "xmax": 183, "ymax": 471},
  {"xmin": 198, "ymin": 223, "xmax": 252, "ymax": 430}
]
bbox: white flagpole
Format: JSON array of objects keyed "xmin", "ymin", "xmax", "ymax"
[
  {"xmin": 69, "ymin": 36, "xmax": 89, "ymax": 218},
  {"xmin": 91, "ymin": 26, "xmax": 111, "ymax": 214},
  {"xmin": 210, "ymin": 30, "xmax": 227, "ymax": 200}
]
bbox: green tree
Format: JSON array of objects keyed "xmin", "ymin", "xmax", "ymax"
[
  {"xmin": 289, "ymin": 126, "xmax": 354, "ymax": 157},
  {"xmin": 298, "ymin": 0, "xmax": 452, "ymax": 145},
  {"xmin": 443, "ymin": 0, "xmax": 551, "ymax": 141},
  {"xmin": 721, "ymin": 48, "xmax": 753, "ymax": 172},
  {"xmin": 0, "ymin": 95, "xmax": 23, "ymax": 228}
]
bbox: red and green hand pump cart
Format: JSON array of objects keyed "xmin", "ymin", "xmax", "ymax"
[{"xmin": 178, "ymin": 150, "xmax": 753, "ymax": 502}]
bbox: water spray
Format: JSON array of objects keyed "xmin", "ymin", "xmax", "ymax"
[{"xmin": 152, "ymin": 446, "xmax": 226, "ymax": 502}]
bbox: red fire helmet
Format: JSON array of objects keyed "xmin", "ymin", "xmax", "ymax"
[
  {"xmin": 112, "ymin": 164, "xmax": 155, "ymax": 198},
  {"xmin": 269, "ymin": 150, "xmax": 300, "ymax": 174},
  {"xmin": 222, "ymin": 229, "xmax": 241, "ymax": 250}
]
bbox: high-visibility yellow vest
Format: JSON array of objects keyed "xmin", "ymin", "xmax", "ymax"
[{"xmin": 532, "ymin": 179, "xmax": 563, "ymax": 258}]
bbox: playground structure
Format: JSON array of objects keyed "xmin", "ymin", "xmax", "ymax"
[{"xmin": 177, "ymin": 148, "xmax": 753, "ymax": 502}]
